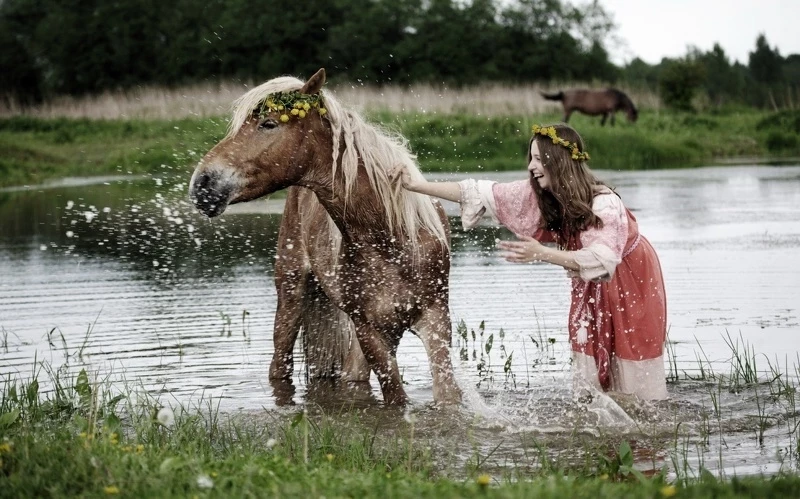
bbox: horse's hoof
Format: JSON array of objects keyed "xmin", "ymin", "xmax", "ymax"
[
  {"xmin": 433, "ymin": 387, "xmax": 463, "ymax": 406},
  {"xmin": 384, "ymin": 392, "xmax": 410, "ymax": 406},
  {"xmin": 268, "ymin": 363, "xmax": 293, "ymax": 380}
]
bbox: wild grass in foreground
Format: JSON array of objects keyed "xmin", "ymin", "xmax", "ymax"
[{"xmin": 3, "ymin": 361, "xmax": 800, "ymax": 498}]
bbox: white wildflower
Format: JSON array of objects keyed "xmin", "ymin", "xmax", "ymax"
[
  {"xmin": 156, "ymin": 407, "xmax": 175, "ymax": 427},
  {"xmin": 196, "ymin": 474, "xmax": 214, "ymax": 489}
]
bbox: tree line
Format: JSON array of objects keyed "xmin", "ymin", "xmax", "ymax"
[{"xmin": 0, "ymin": 0, "xmax": 796, "ymax": 111}]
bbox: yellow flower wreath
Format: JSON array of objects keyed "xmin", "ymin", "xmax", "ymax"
[{"xmin": 531, "ymin": 125, "xmax": 590, "ymax": 161}]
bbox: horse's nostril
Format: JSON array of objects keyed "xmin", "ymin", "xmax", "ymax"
[{"xmin": 197, "ymin": 172, "xmax": 211, "ymax": 190}]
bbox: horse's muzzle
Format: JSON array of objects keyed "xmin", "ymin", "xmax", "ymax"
[{"xmin": 189, "ymin": 171, "xmax": 231, "ymax": 218}]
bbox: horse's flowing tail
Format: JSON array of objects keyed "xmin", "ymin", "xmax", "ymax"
[
  {"xmin": 540, "ymin": 91, "xmax": 564, "ymax": 101},
  {"xmin": 300, "ymin": 275, "xmax": 362, "ymax": 380}
]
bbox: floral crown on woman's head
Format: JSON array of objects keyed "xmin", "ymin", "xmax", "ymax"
[{"xmin": 531, "ymin": 124, "xmax": 590, "ymax": 161}]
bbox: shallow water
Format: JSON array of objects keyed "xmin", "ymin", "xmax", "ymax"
[{"xmin": 2, "ymin": 165, "xmax": 800, "ymax": 477}]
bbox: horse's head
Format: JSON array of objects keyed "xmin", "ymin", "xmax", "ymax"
[
  {"xmin": 189, "ymin": 69, "xmax": 329, "ymax": 217},
  {"xmin": 626, "ymin": 105, "xmax": 639, "ymax": 123},
  {"xmin": 622, "ymin": 94, "xmax": 639, "ymax": 123}
]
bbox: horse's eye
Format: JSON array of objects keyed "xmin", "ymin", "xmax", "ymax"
[{"xmin": 258, "ymin": 118, "xmax": 279, "ymax": 130}]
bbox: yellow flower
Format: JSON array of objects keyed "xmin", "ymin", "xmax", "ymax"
[
  {"xmin": 211, "ymin": 471, "xmax": 218, "ymax": 478},
  {"xmin": 280, "ymin": 114, "xmax": 290, "ymax": 123},
  {"xmin": 326, "ymin": 453, "xmax": 334, "ymax": 461},
  {"xmin": 319, "ymin": 108, "xmax": 327, "ymax": 116},
  {"xmin": 290, "ymin": 108, "xmax": 300, "ymax": 116},
  {"xmin": 136, "ymin": 444, "xmax": 145, "ymax": 453},
  {"xmin": 277, "ymin": 105, "xmax": 285, "ymax": 110},
  {"xmin": 298, "ymin": 110, "xmax": 306, "ymax": 118},
  {"xmin": 294, "ymin": 101, "xmax": 304, "ymax": 109},
  {"xmin": 104, "ymin": 485, "xmax": 120, "ymax": 495},
  {"xmin": 599, "ymin": 473, "xmax": 609, "ymax": 480},
  {"xmin": 476, "ymin": 474, "xmax": 490, "ymax": 486},
  {"xmin": 0, "ymin": 443, "xmax": 11, "ymax": 454},
  {"xmin": 660, "ymin": 485, "xmax": 677, "ymax": 497},
  {"xmin": 121, "ymin": 445, "xmax": 132, "ymax": 452},
  {"xmin": 302, "ymin": 102, "xmax": 311, "ymax": 111}
]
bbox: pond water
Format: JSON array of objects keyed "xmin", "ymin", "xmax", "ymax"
[{"xmin": 2, "ymin": 164, "xmax": 800, "ymax": 478}]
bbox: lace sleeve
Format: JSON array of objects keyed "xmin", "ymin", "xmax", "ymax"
[
  {"xmin": 458, "ymin": 179, "xmax": 498, "ymax": 230},
  {"xmin": 572, "ymin": 194, "xmax": 628, "ymax": 282}
]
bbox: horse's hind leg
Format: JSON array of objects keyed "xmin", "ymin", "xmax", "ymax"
[
  {"xmin": 601, "ymin": 113, "xmax": 608, "ymax": 126},
  {"xmin": 342, "ymin": 334, "xmax": 370, "ymax": 382},
  {"xmin": 414, "ymin": 305, "xmax": 462, "ymax": 404},
  {"xmin": 563, "ymin": 110, "xmax": 572, "ymax": 123},
  {"xmin": 354, "ymin": 320, "xmax": 408, "ymax": 405}
]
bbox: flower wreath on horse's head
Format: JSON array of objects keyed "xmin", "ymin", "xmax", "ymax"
[
  {"xmin": 257, "ymin": 91, "xmax": 327, "ymax": 123},
  {"xmin": 531, "ymin": 124, "xmax": 590, "ymax": 162}
]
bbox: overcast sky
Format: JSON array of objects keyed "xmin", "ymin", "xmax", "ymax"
[{"xmin": 599, "ymin": 0, "xmax": 799, "ymax": 65}]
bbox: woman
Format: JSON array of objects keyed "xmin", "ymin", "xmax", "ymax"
[{"xmin": 392, "ymin": 123, "xmax": 668, "ymax": 400}]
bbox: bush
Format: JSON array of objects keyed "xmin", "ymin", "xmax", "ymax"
[
  {"xmin": 659, "ymin": 60, "xmax": 705, "ymax": 111},
  {"xmin": 756, "ymin": 110, "xmax": 800, "ymax": 133},
  {"xmin": 765, "ymin": 131, "xmax": 799, "ymax": 151}
]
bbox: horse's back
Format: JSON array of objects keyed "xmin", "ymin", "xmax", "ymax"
[{"xmin": 563, "ymin": 89, "xmax": 616, "ymax": 114}]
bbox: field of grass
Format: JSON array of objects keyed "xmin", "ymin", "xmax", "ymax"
[
  {"xmin": 1, "ymin": 108, "xmax": 799, "ymax": 189},
  {"xmin": 3, "ymin": 362, "xmax": 800, "ymax": 498}
]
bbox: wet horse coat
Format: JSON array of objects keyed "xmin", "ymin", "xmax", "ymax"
[
  {"xmin": 541, "ymin": 88, "xmax": 638, "ymax": 126},
  {"xmin": 189, "ymin": 69, "xmax": 461, "ymax": 405}
]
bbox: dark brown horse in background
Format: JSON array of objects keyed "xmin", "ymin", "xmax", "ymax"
[
  {"xmin": 189, "ymin": 68, "xmax": 461, "ymax": 406},
  {"xmin": 541, "ymin": 88, "xmax": 638, "ymax": 125}
]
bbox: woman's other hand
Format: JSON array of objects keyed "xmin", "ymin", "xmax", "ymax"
[{"xmin": 497, "ymin": 235, "xmax": 548, "ymax": 263}]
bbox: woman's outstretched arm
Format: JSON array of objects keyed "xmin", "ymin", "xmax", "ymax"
[{"xmin": 390, "ymin": 164, "xmax": 462, "ymax": 203}]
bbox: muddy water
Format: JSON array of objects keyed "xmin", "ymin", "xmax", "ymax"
[{"xmin": 2, "ymin": 165, "xmax": 800, "ymax": 477}]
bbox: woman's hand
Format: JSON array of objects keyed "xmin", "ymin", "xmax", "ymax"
[
  {"xmin": 497, "ymin": 235, "xmax": 548, "ymax": 263},
  {"xmin": 388, "ymin": 164, "xmax": 462, "ymax": 202},
  {"xmin": 388, "ymin": 163, "xmax": 416, "ymax": 190}
]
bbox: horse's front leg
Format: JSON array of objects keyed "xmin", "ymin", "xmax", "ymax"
[
  {"xmin": 600, "ymin": 113, "xmax": 608, "ymax": 126},
  {"xmin": 414, "ymin": 305, "xmax": 462, "ymax": 405},
  {"xmin": 610, "ymin": 112, "xmax": 616, "ymax": 126},
  {"xmin": 353, "ymin": 319, "xmax": 408, "ymax": 405},
  {"xmin": 563, "ymin": 110, "xmax": 572, "ymax": 123},
  {"xmin": 269, "ymin": 270, "xmax": 306, "ymax": 380}
]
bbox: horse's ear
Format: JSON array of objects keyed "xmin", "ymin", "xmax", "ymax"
[{"xmin": 300, "ymin": 68, "xmax": 326, "ymax": 95}]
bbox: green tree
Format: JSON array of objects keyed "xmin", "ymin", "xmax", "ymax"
[
  {"xmin": 749, "ymin": 34, "xmax": 783, "ymax": 84},
  {"xmin": 658, "ymin": 58, "xmax": 705, "ymax": 111},
  {"xmin": 0, "ymin": 0, "xmax": 45, "ymax": 104},
  {"xmin": 698, "ymin": 43, "xmax": 745, "ymax": 106}
]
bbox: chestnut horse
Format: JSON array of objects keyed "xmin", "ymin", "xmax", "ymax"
[
  {"xmin": 189, "ymin": 68, "xmax": 461, "ymax": 406},
  {"xmin": 541, "ymin": 88, "xmax": 638, "ymax": 126}
]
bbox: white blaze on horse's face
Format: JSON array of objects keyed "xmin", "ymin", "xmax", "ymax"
[{"xmin": 528, "ymin": 140, "xmax": 551, "ymax": 190}]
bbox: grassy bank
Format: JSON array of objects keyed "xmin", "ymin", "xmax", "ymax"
[
  {"xmin": 2, "ymin": 367, "xmax": 800, "ymax": 498},
  {"xmin": 1, "ymin": 109, "xmax": 799, "ymax": 188}
]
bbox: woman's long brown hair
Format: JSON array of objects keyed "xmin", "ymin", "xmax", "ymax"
[{"xmin": 527, "ymin": 124, "xmax": 610, "ymax": 248}]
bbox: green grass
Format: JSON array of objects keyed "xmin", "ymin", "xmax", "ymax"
[
  {"xmin": 1, "ymin": 109, "xmax": 799, "ymax": 188},
  {"xmin": 0, "ymin": 116, "xmax": 227, "ymax": 188},
  {"xmin": 3, "ymin": 362, "xmax": 800, "ymax": 498},
  {"xmin": 376, "ymin": 108, "xmax": 800, "ymax": 172}
]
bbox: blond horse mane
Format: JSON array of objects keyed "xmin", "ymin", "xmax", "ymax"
[{"xmin": 226, "ymin": 76, "xmax": 448, "ymax": 256}]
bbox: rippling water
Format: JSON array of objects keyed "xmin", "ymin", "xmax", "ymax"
[{"xmin": 2, "ymin": 165, "xmax": 800, "ymax": 476}]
